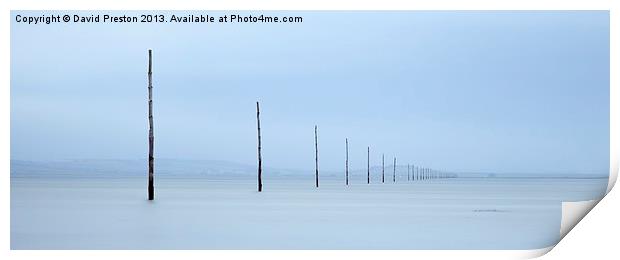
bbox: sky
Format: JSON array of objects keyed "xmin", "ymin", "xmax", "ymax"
[{"xmin": 10, "ymin": 11, "xmax": 610, "ymax": 175}]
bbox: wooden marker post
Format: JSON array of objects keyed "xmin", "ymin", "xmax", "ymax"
[
  {"xmin": 256, "ymin": 102, "xmax": 263, "ymax": 192},
  {"xmin": 315, "ymin": 125, "xmax": 319, "ymax": 188},
  {"xmin": 345, "ymin": 138, "xmax": 349, "ymax": 186},
  {"xmin": 147, "ymin": 50, "xmax": 155, "ymax": 201}
]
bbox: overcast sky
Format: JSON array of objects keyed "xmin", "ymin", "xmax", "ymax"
[{"xmin": 11, "ymin": 11, "xmax": 609, "ymax": 174}]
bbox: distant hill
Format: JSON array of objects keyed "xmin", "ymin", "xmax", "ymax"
[
  {"xmin": 10, "ymin": 159, "xmax": 328, "ymax": 178},
  {"xmin": 10, "ymin": 159, "xmax": 606, "ymax": 179}
]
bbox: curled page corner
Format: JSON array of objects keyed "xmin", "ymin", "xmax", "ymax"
[
  {"xmin": 560, "ymin": 199, "xmax": 601, "ymax": 240},
  {"xmin": 555, "ymin": 164, "xmax": 616, "ymax": 249},
  {"xmin": 555, "ymin": 165, "xmax": 615, "ymax": 251}
]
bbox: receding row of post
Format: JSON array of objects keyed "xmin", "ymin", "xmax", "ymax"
[
  {"xmin": 343, "ymin": 143, "xmax": 451, "ymax": 185},
  {"xmin": 253, "ymin": 100, "xmax": 454, "ymax": 192},
  {"xmin": 145, "ymin": 50, "xmax": 453, "ymax": 199}
]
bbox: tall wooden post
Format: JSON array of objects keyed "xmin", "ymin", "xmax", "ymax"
[
  {"xmin": 382, "ymin": 153, "xmax": 385, "ymax": 183},
  {"xmin": 147, "ymin": 49, "xmax": 155, "ymax": 201},
  {"xmin": 345, "ymin": 138, "xmax": 349, "ymax": 186},
  {"xmin": 256, "ymin": 102, "xmax": 263, "ymax": 192},
  {"xmin": 367, "ymin": 146, "xmax": 370, "ymax": 184},
  {"xmin": 393, "ymin": 157, "xmax": 396, "ymax": 183},
  {"xmin": 314, "ymin": 125, "xmax": 319, "ymax": 188}
]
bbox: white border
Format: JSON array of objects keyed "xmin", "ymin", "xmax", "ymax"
[{"xmin": 2, "ymin": 1, "xmax": 618, "ymax": 259}]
